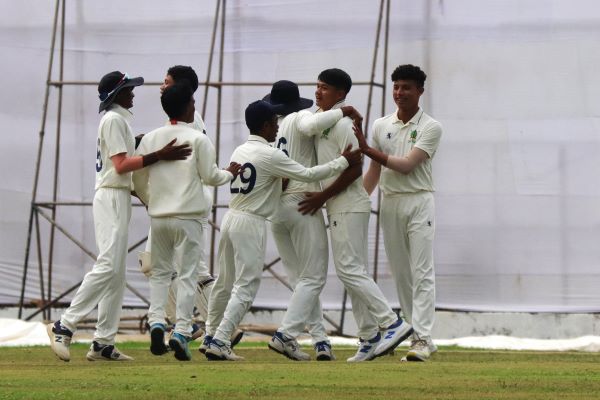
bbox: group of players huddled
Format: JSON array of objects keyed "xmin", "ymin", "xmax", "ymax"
[{"xmin": 47, "ymin": 63, "xmax": 442, "ymax": 363}]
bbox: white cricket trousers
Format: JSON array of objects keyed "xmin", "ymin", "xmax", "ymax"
[
  {"xmin": 270, "ymin": 194, "xmax": 329, "ymax": 343},
  {"xmin": 146, "ymin": 221, "xmax": 214, "ymax": 324},
  {"xmin": 61, "ymin": 188, "xmax": 131, "ymax": 345},
  {"xmin": 328, "ymin": 211, "xmax": 397, "ymax": 339},
  {"xmin": 381, "ymin": 191, "xmax": 435, "ymax": 339},
  {"xmin": 207, "ymin": 210, "xmax": 266, "ymax": 345},
  {"xmin": 147, "ymin": 217, "xmax": 204, "ymax": 336}
]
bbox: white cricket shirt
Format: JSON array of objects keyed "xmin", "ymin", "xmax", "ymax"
[
  {"xmin": 275, "ymin": 108, "xmax": 344, "ymax": 195},
  {"xmin": 94, "ymin": 104, "xmax": 136, "ymax": 191},
  {"xmin": 228, "ymin": 135, "xmax": 349, "ymax": 218},
  {"xmin": 315, "ymin": 101, "xmax": 372, "ymax": 215},
  {"xmin": 371, "ymin": 109, "xmax": 442, "ymax": 194},
  {"xmin": 132, "ymin": 121, "xmax": 233, "ymax": 219}
]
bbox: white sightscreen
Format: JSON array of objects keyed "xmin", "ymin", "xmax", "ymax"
[{"xmin": 1, "ymin": 0, "xmax": 599, "ymax": 313}]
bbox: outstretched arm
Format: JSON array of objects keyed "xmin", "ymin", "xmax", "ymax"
[
  {"xmin": 112, "ymin": 138, "xmax": 192, "ymax": 174},
  {"xmin": 352, "ymin": 121, "xmax": 429, "ymax": 175}
]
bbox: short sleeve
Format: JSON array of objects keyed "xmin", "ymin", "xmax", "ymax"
[{"xmin": 414, "ymin": 120, "xmax": 442, "ymax": 158}]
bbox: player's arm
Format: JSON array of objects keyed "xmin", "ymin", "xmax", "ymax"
[
  {"xmin": 111, "ymin": 138, "xmax": 192, "ymax": 174},
  {"xmin": 296, "ymin": 106, "xmax": 363, "ymax": 136},
  {"xmin": 352, "ymin": 121, "xmax": 429, "ymax": 175},
  {"xmin": 196, "ymin": 137, "xmax": 241, "ymax": 185},
  {"xmin": 267, "ymin": 145, "xmax": 361, "ymax": 183},
  {"xmin": 297, "ymin": 161, "xmax": 362, "ymax": 215}
]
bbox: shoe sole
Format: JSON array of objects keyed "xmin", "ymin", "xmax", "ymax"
[
  {"xmin": 150, "ymin": 329, "xmax": 169, "ymax": 356},
  {"xmin": 169, "ymin": 338, "xmax": 192, "ymax": 361},
  {"xmin": 373, "ymin": 326, "xmax": 414, "ymax": 359},
  {"xmin": 230, "ymin": 331, "xmax": 244, "ymax": 348},
  {"xmin": 316, "ymin": 354, "xmax": 333, "ymax": 361},
  {"xmin": 205, "ymin": 350, "xmax": 228, "ymax": 361},
  {"xmin": 267, "ymin": 343, "xmax": 309, "ymax": 361},
  {"xmin": 46, "ymin": 323, "xmax": 70, "ymax": 362},
  {"xmin": 406, "ymin": 353, "xmax": 428, "ymax": 362}
]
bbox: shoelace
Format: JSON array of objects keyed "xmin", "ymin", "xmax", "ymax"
[{"xmin": 410, "ymin": 339, "xmax": 428, "ymax": 350}]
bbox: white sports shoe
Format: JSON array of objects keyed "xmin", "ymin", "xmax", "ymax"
[
  {"xmin": 86, "ymin": 341, "xmax": 134, "ymax": 361},
  {"xmin": 373, "ymin": 319, "xmax": 413, "ymax": 358},
  {"xmin": 347, "ymin": 332, "xmax": 381, "ymax": 362},
  {"xmin": 47, "ymin": 321, "xmax": 72, "ymax": 362},
  {"xmin": 406, "ymin": 339, "xmax": 431, "ymax": 362},
  {"xmin": 205, "ymin": 338, "xmax": 244, "ymax": 361},
  {"xmin": 268, "ymin": 332, "xmax": 310, "ymax": 361}
]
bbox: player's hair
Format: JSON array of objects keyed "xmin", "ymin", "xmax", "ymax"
[
  {"xmin": 391, "ymin": 64, "xmax": 426, "ymax": 88},
  {"xmin": 161, "ymin": 83, "xmax": 193, "ymax": 120},
  {"xmin": 167, "ymin": 65, "xmax": 199, "ymax": 93},
  {"xmin": 318, "ymin": 68, "xmax": 352, "ymax": 94}
]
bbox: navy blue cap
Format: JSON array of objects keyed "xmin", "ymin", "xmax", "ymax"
[{"xmin": 245, "ymin": 100, "xmax": 285, "ymax": 132}]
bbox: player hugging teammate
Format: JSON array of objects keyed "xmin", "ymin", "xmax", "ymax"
[{"xmin": 48, "ymin": 64, "xmax": 440, "ymax": 363}]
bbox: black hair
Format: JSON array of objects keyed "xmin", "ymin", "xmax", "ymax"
[
  {"xmin": 167, "ymin": 65, "xmax": 199, "ymax": 93},
  {"xmin": 161, "ymin": 83, "xmax": 193, "ymax": 120},
  {"xmin": 317, "ymin": 68, "xmax": 352, "ymax": 94},
  {"xmin": 391, "ymin": 64, "xmax": 426, "ymax": 88}
]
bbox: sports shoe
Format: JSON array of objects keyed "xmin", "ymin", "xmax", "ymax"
[
  {"xmin": 205, "ymin": 338, "xmax": 244, "ymax": 361},
  {"xmin": 347, "ymin": 332, "xmax": 381, "ymax": 362},
  {"xmin": 230, "ymin": 329, "xmax": 244, "ymax": 348},
  {"xmin": 373, "ymin": 319, "xmax": 413, "ymax": 358},
  {"xmin": 149, "ymin": 323, "xmax": 168, "ymax": 356},
  {"xmin": 169, "ymin": 332, "xmax": 193, "ymax": 361},
  {"xmin": 198, "ymin": 334, "xmax": 212, "ymax": 354},
  {"xmin": 86, "ymin": 341, "xmax": 133, "ymax": 361},
  {"xmin": 47, "ymin": 321, "xmax": 73, "ymax": 362},
  {"xmin": 429, "ymin": 340, "xmax": 438, "ymax": 354},
  {"xmin": 268, "ymin": 332, "xmax": 310, "ymax": 361},
  {"xmin": 406, "ymin": 339, "xmax": 431, "ymax": 362},
  {"xmin": 314, "ymin": 341, "xmax": 335, "ymax": 361}
]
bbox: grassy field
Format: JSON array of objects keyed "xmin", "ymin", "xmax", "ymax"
[{"xmin": 1, "ymin": 342, "xmax": 599, "ymax": 400}]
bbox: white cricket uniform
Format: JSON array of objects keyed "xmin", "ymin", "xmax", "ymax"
[
  {"xmin": 133, "ymin": 121, "xmax": 233, "ymax": 337},
  {"xmin": 270, "ymin": 108, "xmax": 344, "ymax": 343},
  {"xmin": 315, "ymin": 101, "xmax": 398, "ymax": 339},
  {"xmin": 207, "ymin": 135, "xmax": 349, "ymax": 345},
  {"xmin": 371, "ymin": 109, "xmax": 442, "ymax": 339},
  {"xmin": 60, "ymin": 104, "xmax": 134, "ymax": 345},
  {"xmin": 143, "ymin": 111, "xmax": 215, "ymax": 325}
]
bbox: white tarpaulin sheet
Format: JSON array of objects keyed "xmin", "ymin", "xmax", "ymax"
[{"xmin": 1, "ymin": 0, "xmax": 600, "ymax": 313}]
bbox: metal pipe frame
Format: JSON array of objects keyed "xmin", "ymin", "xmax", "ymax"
[{"xmin": 18, "ymin": 0, "xmax": 391, "ymax": 337}]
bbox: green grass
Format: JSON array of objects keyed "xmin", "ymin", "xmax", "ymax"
[{"xmin": 1, "ymin": 343, "xmax": 599, "ymax": 400}]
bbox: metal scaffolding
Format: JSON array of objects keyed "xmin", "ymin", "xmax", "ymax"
[{"xmin": 18, "ymin": 0, "xmax": 392, "ymax": 336}]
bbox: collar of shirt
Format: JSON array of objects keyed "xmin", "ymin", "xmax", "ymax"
[
  {"xmin": 392, "ymin": 108, "xmax": 423, "ymax": 128},
  {"xmin": 247, "ymin": 134, "xmax": 270, "ymax": 145},
  {"xmin": 108, "ymin": 104, "xmax": 133, "ymax": 120}
]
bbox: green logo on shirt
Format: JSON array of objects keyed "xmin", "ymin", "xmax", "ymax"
[
  {"xmin": 321, "ymin": 127, "xmax": 331, "ymax": 139},
  {"xmin": 409, "ymin": 130, "xmax": 417, "ymax": 144}
]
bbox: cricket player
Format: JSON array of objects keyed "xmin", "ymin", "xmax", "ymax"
[
  {"xmin": 133, "ymin": 83, "xmax": 241, "ymax": 361},
  {"xmin": 204, "ymin": 100, "xmax": 362, "ymax": 361},
  {"xmin": 138, "ymin": 65, "xmax": 243, "ymax": 348},
  {"xmin": 357, "ymin": 64, "xmax": 442, "ymax": 362},
  {"xmin": 264, "ymin": 80, "xmax": 363, "ymax": 361},
  {"xmin": 47, "ymin": 71, "xmax": 192, "ymax": 362},
  {"xmin": 298, "ymin": 68, "xmax": 413, "ymax": 362}
]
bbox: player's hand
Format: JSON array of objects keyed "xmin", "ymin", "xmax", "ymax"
[
  {"xmin": 282, "ymin": 178, "xmax": 290, "ymax": 192},
  {"xmin": 341, "ymin": 105, "xmax": 363, "ymax": 126},
  {"xmin": 352, "ymin": 121, "xmax": 369, "ymax": 152},
  {"xmin": 341, "ymin": 144, "xmax": 362, "ymax": 167},
  {"xmin": 298, "ymin": 191, "xmax": 326, "ymax": 215},
  {"xmin": 157, "ymin": 138, "xmax": 192, "ymax": 161},
  {"xmin": 225, "ymin": 162, "xmax": 242, "ymax": 178}
]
